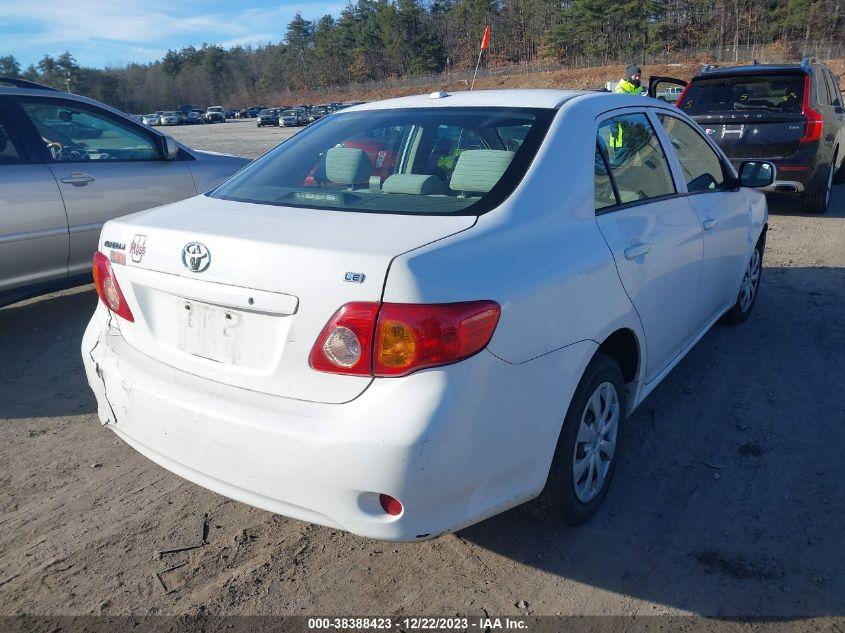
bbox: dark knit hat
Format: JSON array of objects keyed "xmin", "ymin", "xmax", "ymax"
[{"xmin": 626, "ymin": 64, "xmax": 642, "ymax": 81}]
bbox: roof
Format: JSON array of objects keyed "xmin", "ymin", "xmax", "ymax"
[
  {"xmin": 693, "ymin": 62, "xmax": 815, "ymax": 79},
  {"xmin": 345, "ymin": 89, "xmax": 589, "ymax": 112}
]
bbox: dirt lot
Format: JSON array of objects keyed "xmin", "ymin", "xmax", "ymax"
[
  {"xmin": 0, "ymin": 120, "xmax": 843, "ymax": 621},
  {"xmin": 171, "ymin": 119, "xmax": 300, "ymax": 158}
]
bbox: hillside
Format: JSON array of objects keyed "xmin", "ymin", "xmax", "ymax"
[{"xmin": 277, "ymin": 59, "xmax": 845, "ymax": 106}]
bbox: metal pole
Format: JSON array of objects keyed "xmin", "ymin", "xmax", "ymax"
[{"xmin": 470, "ymin": 48, "xmax": 484, "ymax": 91}]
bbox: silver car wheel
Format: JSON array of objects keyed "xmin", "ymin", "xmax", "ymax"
[
  {"xmin": 739, "ymin": 247, "xmax": 761, "ymax": 313},
  {"xmin": 572, "ymin": 381, "xmax": 620, "ymax": 503}
]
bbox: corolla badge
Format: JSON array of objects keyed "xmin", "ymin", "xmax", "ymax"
[{"xmin": 181, "ymin": 242, "xmax": 211, "ymax": 273}]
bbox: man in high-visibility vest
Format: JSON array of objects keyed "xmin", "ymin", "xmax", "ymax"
[
  {"xmin": 609, "ymin": 64, "xmax": 647, "ymax": 149},
  {"xmin": 614, "ymin": 64, "xmax": 647, "ymax": 96}
]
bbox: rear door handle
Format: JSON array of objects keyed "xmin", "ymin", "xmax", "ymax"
[
  {"xmin": 702, "ymin": 217, "xmax": 718, "ymax": 231},
  {"xmin": 61, "ymin": 173, "xmax": 96, "ymax": 186},
  {"xmin": 624, "ymin": 243, "xmax": 651, "ymax": 260}
]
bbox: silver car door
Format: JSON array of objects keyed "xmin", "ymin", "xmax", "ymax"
[
  {"xmin": 593, "ymin": 111, "xmax": 704, "ymax": 383},
  {"xmin": 0, "ymin": 105, "xmax": 69, "ymax": 294},
  {"xmin": 16, "ymin": 96, "xmax": 197, "ymax": 277},
  {"xmin": 654, "ymin": 111, "xmax": 752, "ymax": 323}
]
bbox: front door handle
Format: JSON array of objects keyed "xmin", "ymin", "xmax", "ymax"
[
  {"xmin": 702, "ymin": 217, "xmax": 718, "ymax": 231},
  {"xmin": 624, "ymin": 243, "xmax": 651, "ymax": 260},
  {"xmin": 61, "ymin": 173, "xmax": 96, "ymax": 186}
]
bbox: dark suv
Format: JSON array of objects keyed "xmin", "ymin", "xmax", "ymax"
[{"xmin": 672, "ymin": 58, "xmax": 844, "ymax": 213}]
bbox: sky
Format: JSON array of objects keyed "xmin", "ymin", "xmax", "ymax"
[{"xmin": 0, "ymin": 0, "xmax": 348, "ymax": 70}]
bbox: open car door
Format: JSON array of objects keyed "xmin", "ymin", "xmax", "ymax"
[{"xmin": 649, "ymin": 76, "xmax": 688, "ymax": 103}]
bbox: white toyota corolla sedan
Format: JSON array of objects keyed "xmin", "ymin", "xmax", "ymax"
[{"xmin": 82, "ymin": 89, "xmax": 772, "ymax": 541}]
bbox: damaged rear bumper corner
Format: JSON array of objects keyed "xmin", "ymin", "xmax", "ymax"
[{"xmin": 82, "ymin": 304, "xmax": 128, "ymax": 427}]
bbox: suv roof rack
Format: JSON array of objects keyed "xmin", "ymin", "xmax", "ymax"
[{"xmin": 0, "ymin": 77, "xmax": 59, "ymax": 91}]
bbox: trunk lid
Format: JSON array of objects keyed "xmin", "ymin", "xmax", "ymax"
[
  {"xmin": 692, "ymin": 112, "xmax": 807, "ymax": 159},
  {"xmin": 100, "ymin": 194, "xmax": 475, "ymax": 403}
]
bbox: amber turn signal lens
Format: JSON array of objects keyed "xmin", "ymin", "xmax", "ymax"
[{"xmin": 377, "ymin": 320, "xmax": 417, "ymax": 369}]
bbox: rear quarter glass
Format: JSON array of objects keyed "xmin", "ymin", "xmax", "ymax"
[{"xmin": 210, "ymin": 107, "xmax": 556, "ymax": 216}]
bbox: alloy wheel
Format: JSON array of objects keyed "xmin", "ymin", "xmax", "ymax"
[
  {"xmin": 739, "ymin": 248, "xmax": 762, "ymax": 313},
  {"xmin": 572, "ymin": 381, "xmax": 620, "ymax": 503}
]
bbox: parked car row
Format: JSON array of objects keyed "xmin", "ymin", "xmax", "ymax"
[
  {"xmin": 140, "ymin": 105, "xmax": 235, "ymax": 126},
  {"xmin": 255, "ymin": 102, "xmax": 364, "ymax": 128}
]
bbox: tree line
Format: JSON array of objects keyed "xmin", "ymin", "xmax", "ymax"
[{"xmin": 1, "ymin": 0, "xmax": 842, "ymax": 113}]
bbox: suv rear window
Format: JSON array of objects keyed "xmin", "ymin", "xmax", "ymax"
[
  {"xmin": 210, "ymin": 107, "xmax": 553, "ymax": 216},
  {"xmin": 680, "ymin": 74, "xmax": 805, "ymax": 115}
]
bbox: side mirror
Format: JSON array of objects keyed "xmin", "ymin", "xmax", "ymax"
[
  {"xmin": 163, "ymin": 135, "xmax": 179, "ymax": 160},
  {"xmin": 738, "ymin": 160, "xmax": 776, "ymax": 188}
]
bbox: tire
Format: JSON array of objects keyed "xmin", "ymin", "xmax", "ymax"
[
  {"xmin": 531, "ymin": 353, "xmax": 625, "ymax": 526},
  {"xmin": 833, "ymin": 150, "xmax": 845, "ymax": 185},
  {"xmin": 800, "ymin": 162, "xmax": 833, "ymax": 214},
  {"xmin": 722, "ymin": 236, "xmax": 764, "ymax": 325}
]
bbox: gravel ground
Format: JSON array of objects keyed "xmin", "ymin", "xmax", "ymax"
[
  {"xmin": 0, "ymin": 121, "xmax": 843, "ymax": 622},
  {"xmin": 169, "ymin": 118, "xmax": 300, "ymax": 158}
]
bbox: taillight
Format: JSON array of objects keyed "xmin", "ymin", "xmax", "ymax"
[
  {"xmin": 675, "ymin": 82, "xmax": 692, "ymax": 109},
  {"xmin": 309, "ymin": 302, "xmax": 380, "ymax": 375},
  {"xmin": 92, "ymin": 251, "xmax": 134, "ymax": 322},
  {"xmin": 800, "ymin": 74, "xmax": 823, "ymax": 143},
  {"xmin": 373, "ymin": 301, "xmax": 500, "ymax": 376},
  {"xmin": 309, "ymin": 300, "xmax": 501, "ymax": 377}
]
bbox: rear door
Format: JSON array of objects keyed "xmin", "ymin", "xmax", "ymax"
[
  {"xmin": 594, "ymin": 111, "xmax": 704, "ymax": 382},
  {"xmin": 678, "ymin": 72, "xmax": 807, "ymax": 162},
  {"xmin": 0, "ymin": 98, "xmax": 69, "ymax": 294},
  {"xmin": 654, "ymin": 111, "xmax": 751, "ymax": 322},
  {"xmin": 14, "ymin": 96, "xmax": 198, "ymax": 278}
]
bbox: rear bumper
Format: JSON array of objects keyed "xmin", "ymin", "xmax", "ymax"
[{"xmin": 82, "ymin": 305, "xmax": 594, "ymax": 541}]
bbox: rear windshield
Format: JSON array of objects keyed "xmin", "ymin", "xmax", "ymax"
[
  {"xmin": 210, "ymin": 107, "xmax": 554, "ymax": 215},
  {"xmin": 681, "ymin": 74, "xmax": 805, "ymax": 115}
]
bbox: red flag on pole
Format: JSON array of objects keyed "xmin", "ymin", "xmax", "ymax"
[{"xmin": 480, "ymin": 25, "xmax": 491, "ymax": 50}]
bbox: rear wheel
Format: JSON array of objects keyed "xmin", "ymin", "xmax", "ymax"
[
  {"xmin": 532, "ymin": 353, "xmax": 625, "ymax": 526},
  {"xmin": 723, "ymin": 237, "xmax": 764, "ymax": 325},
  {"xmin": 801, "ymin": 163, "xmax": 833, "ymax": 214}
]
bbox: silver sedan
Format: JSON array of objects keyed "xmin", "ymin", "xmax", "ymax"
[{"xmin": 0, "ymin": 79, "xmax": 251, "ymax": 306}]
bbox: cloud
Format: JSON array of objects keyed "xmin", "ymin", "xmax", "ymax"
[{"xmin": 0, "ymin": 0, "xmax": 347, "ymax": 67}]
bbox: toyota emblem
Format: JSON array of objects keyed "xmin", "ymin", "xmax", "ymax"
[{"xmin": 182, "ymin": 241, "xmax": 211, "ymax": 273}]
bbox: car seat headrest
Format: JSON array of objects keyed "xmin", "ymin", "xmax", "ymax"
[
  {"xmin": 325, "ymin": 147, "xmax": 372, "ymax": 186},
  {"xmin": 382, "ymin": 174, "xmax": 446, "ymax": 196},
  {"xmin": 449, "ymin": 150, "xmax": 515, "ymax": 195}
]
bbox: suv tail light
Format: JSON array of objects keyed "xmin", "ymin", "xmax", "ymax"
[
  {"xmin": 675, "ymin": 83, "xmax": 692, "ymax": 109},
  {"xmin": 310, "ymin": 301, "xmax": 501, "ymax": 377},
  {"xmin": 800, "ymin": 74, "xmax": 823, "ymax": 143},
  {"xmin": 92, "ymin": 251, "xmax": 134, "ymax": 322}
]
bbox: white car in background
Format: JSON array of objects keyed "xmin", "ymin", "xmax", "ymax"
[
  {"xmin": 141, "ymin": 113, "xmax": 160, "ymax": 126},
  {"xmin": 82, "ymin": 89, "xmax": 771, "ymax": 541}
]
